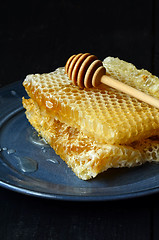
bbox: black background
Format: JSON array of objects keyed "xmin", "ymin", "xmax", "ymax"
[{"xmin": 1, "ymin": 0, "xmax": 159, "ymax": 239}]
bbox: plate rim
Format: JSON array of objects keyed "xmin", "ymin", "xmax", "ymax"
[{"xmin": 0, "ymin": 177, "xmax": 159, "ymax": 201}]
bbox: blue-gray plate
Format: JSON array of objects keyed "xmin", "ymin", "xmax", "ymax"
[{"xmin": 1, "ymin": 81, "xmax": 159, "ymax": 201}]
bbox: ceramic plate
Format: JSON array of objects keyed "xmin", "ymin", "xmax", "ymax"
[{"xmin": 1, "ymin": 81, "xmax": 159, "ymax": 201}]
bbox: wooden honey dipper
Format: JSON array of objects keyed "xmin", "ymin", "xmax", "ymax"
[{"xmin": 65, "ymin": 53, "xmax": 159, "ymax": 109}]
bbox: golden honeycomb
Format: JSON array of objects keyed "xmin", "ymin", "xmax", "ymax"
[
  {"xmin": 23, "ymin": 57, "xmax": 159, "ymax": 145},
  {"xmin": 103, "ymin": 57, "xmax": 159, "ymax": 98}
]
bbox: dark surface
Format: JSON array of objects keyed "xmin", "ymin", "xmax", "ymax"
[{"xmin": 1, "ymin": 0, "xmax": 159, "ymax": 239}]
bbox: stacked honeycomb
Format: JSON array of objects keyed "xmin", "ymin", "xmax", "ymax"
[{"xmin": 22, "ymin": 57, "xmax": 159, "ymax": 180}]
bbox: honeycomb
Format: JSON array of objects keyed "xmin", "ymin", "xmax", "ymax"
[
  {"xmin": 133, "ymin": 137, "xmax": 159, "ymax": 162},
  {"xmin": 103, "ymin": 57, "xmax": 159, "ymax": 98},
  {"xmin": 23, "ymin": 57, "xmax": 159, "ymax": 145},
  {"xmin": 22, "ymin": 98, "xmax": 159, "ymax": 180}
]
